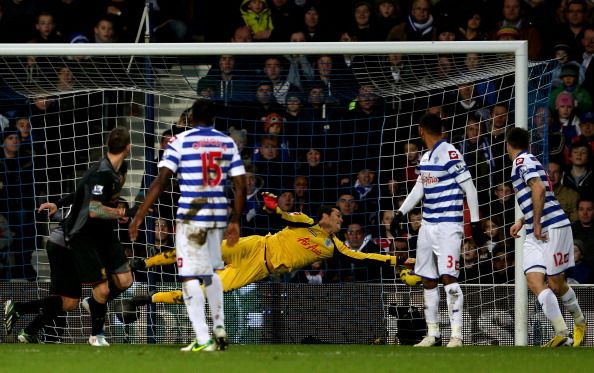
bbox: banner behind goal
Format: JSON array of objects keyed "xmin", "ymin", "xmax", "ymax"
[{"xmin": 0, "ymin": 41, "xmax": 564, "ymax": 346}]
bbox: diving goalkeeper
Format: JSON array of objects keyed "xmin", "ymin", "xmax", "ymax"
[{"xmin": 130, "ymin": 192, "xmax": 411, "ymax": 305}]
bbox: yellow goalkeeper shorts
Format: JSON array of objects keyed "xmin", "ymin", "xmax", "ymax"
[{"xmin": 219, "ymin": 235, "xmax": 270, "ymax": 292}]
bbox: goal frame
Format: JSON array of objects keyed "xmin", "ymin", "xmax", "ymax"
[{"xmin": 0, "ymin": 40, "xmax": 530, "ymax": 346}]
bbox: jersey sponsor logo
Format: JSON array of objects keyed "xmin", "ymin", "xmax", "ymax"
[
  {"xmin": 289, "ymin": 212, "xmax": 302, "ymax": 215},
  {"xmin": 296, "ymin": 237, "xmax": 322, "ymax": 255},
  {"xmin": 448, "ymin": 151, "xmax": 459, "ymax": 159},
  {"xmin": 515, "ymin": 157, "xmax": 524, "ymax": 166},
  {"xmin": 92, "ymin": 184, "xmax": 104, "ymax": 195},
  {"xmin": 421, "ymin": 174, "xmax": 439, "ymax": 185}
]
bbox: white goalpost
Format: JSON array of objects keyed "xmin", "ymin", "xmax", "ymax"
[{"xmin": 0, "ymin": 41, "xmax": 542, "ymax": 346}]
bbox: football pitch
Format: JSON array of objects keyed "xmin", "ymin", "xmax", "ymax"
[{"xmin": 1, "ymin": 344, "xmax": 592, "ymax": 373}]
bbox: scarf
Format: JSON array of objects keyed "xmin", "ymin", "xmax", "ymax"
[{"xmin": 408, "ymin": 14, "xmax": 434, "ymax": 36}]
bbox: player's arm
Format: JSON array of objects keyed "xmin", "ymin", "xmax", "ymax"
[
  {"xmin": 527, "ymin": 176, "xmax": 546, "ymax": 240},
  {"xmin": 130, "ymin": 248, "xmax": 177, "ymax": 271},
  {"xmin": 262, "ymin": 192, "xmax": 315, "ymax": 226},
  {"xmin": 397, "ymin": 178, "xmax": 424, "ymax": 216},
  {"xmin": 227, "ymin": 174, "xmax": 246, "ymax": 246},
  {"xmin": 333, "ymin": 237, "xmax": 398, "ymax": 266},
  {"xmin": 129, "ymin": 167, "xmax": 174, "ymax": 241}
]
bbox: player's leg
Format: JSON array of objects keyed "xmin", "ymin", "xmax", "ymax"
[
  {"xmin": 203, "ymin": 228, "xmax": 228, "ymax": 350},
  {"xmin": 545, "ymin": 227, "xmax": 586, "ymax": 347},
  {"xmin": 413, "ymin": 223, "xmax": 442, "ymax": 347},
  {"xmin": 438, "ymin": 223, "xmax": 464, "ymax": 348},
  {"xmin": 523, "ymin": 235, "xmax": 571, "ymax": 347},
  {"xmin": 176, "ymin": 223, "xmax": 216, "ymax": 352}
]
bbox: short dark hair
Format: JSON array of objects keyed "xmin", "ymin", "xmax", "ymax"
[
  {"xmin": 190, "ymin": 98, "xmax": 215, "ymax": 125},
  {"xmin": 506, "ymin": 127, "xmax": 529, "ymax": 150},
  {"xmin": 419, "ymin": 113, "xmax": 443, "ymax": 136},
  {"xmin": 317, "ymin": 205, "xmax": 337, "ymax": 221},
  {"xmin": 107, "ymin": 127, "xmax": 130, "ymax": 154}
]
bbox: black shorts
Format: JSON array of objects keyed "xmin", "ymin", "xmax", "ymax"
[
  {"xmin": 46, "ymin": 240, "xmax": 81, "ymax": 299},
  {"xmin": 68, "ymin": 232, "xmax": 129, "ymax": 285}
]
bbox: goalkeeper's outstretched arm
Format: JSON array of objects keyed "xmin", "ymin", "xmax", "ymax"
[{"xmin": 130, "ymin": 249, "xmax": 177, "ymax": 271}]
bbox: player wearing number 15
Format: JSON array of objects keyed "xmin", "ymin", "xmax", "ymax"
[
  {"xmin": 129, "ymin": 98, "xmax": 246, "ymax": 352},
  {"xmin": 506, "ymin": 127, "xmax": 586, "ymax": 348}
]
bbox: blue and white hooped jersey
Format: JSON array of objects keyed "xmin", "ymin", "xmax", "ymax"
[
  {"xmin": 418, "ymin": 140, "xmax": 471, "ymax": 224},
  {"xmin": 158, "ymin": 126, "xmax": 245, "ymax": 228},
  {"xmin": 511, "ymin": 151, "xmax": 569, "ymax": 234}
]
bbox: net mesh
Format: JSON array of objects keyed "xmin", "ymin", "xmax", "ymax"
[{"xmin": 0, "ymin": 49, "xmax": 564, "ymax": 345}]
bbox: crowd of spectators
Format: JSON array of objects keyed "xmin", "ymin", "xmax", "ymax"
[{"xmin": 2, "ymin": 0, "xmax": 594, "ymax": 285}]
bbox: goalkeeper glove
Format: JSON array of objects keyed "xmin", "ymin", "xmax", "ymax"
[
  {"xmin": 390, "ymin": 210, "xmax": 404, "ymax": 237},
  {"xmin": 129, "ymin": 257, "xmax": 147, "ymax": 271},
  {"xmin": 471, "ymin": 221, "xmax": 484, "ymax": 246},
  {"xmin": 262, "ymin": 192, "xmax": 278, "ymax": 212}
]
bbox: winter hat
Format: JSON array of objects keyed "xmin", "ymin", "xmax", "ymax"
[
  {"xmin": 496, "ymin": 26, "xmax": 519, "ymax": 39},
  {"xmin": 560, "ymin": 63, "xmax": 579, "ymax": 78},
  {"xmin": 263, "ymin": 112, "xmax": 284, "ymax": 133},
  {"xmin": 1, "ymin": 125, "xmax": 19, "ymax": 144},
  {"xmin": 555, "ymin": 91, "xmax": 574, "ymax": 109},
  {"xmin": 580, "ymin": 111, "xmax": 594, "ymax": 123}
]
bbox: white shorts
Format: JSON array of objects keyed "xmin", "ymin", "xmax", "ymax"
[
  {"xmin": 414, "ymin": 221, "xmax": 463, "ymax": 279},
  {"xmin": 175, "ymin": 222, "xmax": 225, "ymax": 278},
  {"xmin": 523, "ymin": 225, "xmax": 574, "ymax": 276}
]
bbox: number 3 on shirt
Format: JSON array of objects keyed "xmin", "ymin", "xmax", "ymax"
[{"xmin": 201, "ymin": 151, "xmax": 222, "ymax": 186}]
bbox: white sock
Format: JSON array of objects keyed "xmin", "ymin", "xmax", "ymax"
[
  {"xmin": 560, "ymin": 287, "xmax": 585, "ymax": 325},
  {"xmin": 182, "ymin": 279, "xmax": 210, "ymax": 344},
  {"xmin": 204, "ymin": 273, "xmax": 225, "ymax": 330},
  {"xmin": 538, "ymin": 288, "xmax": 568, "ymax": 336},
  {"xmin": 424, "ymin": 287, "xmax": 440, "ymax": 338},
  {"xmin": 444, "ymin": 283, "xmax": 464, "ymax": 338}
]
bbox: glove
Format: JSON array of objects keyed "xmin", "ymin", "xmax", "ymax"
[
  {"xmin": 400, "ymin": 268, "xmax": 422, "ymax": 286},
  {"xmin": 129, "ymin": 257, "xmax": 147, "ymax": 271},
  {"xmin": 471, "ymin": 221, "xmax": 484, "ymax": 246},
  {"xmin": 262, "ymin": 192, "xmax": 278, "ymax": 212},
  {"xmin": 389, "ymin": 210, "xmax": 404, "ymax": 237},
  {"xmin": 124, "ymin": 204, "xmax": 139, "ymax": 218}
]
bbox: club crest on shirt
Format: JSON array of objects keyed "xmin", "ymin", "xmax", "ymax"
[
  {"xmin": 325, "ymin": 238, "xmax": 333, "ymax": 248},
  {"xmin": 515, "ymin": 157, "xmax": 524, "ymax": 166},
  {"xmin": 92, "ymin": 184, "xmax": 104, "ymax": 195},
  {"xmin": 448, "ymin": 151, "xmax": 459, "ymax": 159}
]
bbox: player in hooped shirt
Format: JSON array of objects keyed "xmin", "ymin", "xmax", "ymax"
[
  {"xmin": 507, "ymin": 127, "xmax": 586, "ymax": 347},
  {"xmin": 129, "ymin": 99, "xmax": 246, "ymax": 352},
  {"xmin": 391, "ymin": 114, "xmax": 482, "ymax": 347}
]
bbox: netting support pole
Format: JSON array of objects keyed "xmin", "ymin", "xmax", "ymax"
[{"xmin": 514, "ymin": 41, "xmax": 529, "ymax": 346}]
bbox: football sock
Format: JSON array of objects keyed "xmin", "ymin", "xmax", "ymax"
[
  {"xmin": 23, "ymin": 296, "xmax": 64, "ymax": 335},
  {"xmin": 204, "ymin": 273, "xmax": 225, "ymax": 329},
  {"xmin": 445, "ymin": 283, "xmax": 464, "ymax": 338},
  {"xmin": 87, "ymin": 297, "xmax": 108, "ymax": 336},
  {"xmin": 107, "ymin": 281, "xmax": 125, "ymax": 301},
  {"xmin": 538, "ymin": 288, "xmax": 568, "ymax": 336},
  {"xmin": 145, "ymin": 250, "xmax": 176, "ymax": 268},
  {"xmin": 424, "ymin": 287, "xmax": 440, "ymax": 337},
  {"xmin": 15, "ymin": 295, "xmax": 62, "ymax": 314},
  {"xmin": 152, "ymin": 290, "xmax": 184, "ymax": 304},
  {"xmin": 182, "ymin": 279, "xmax": 210, "ymax": 344},
  {"xmin": 560, "ymin": 287, "xmax": 585, "ymax": 324}
]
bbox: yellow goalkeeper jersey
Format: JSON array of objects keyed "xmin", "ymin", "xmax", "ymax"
[{"xmin": 263, "ymin": 208, "xmax": 396, "ymax": 274}]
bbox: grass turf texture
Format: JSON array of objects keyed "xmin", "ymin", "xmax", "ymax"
[{"xmin": 1, "ymin": 344, "xmax": 592, "ymax": 373}]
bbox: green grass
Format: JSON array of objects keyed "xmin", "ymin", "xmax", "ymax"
[{"xmin": 1, "ymin": 344, "xmax": 592, "ymax": 373}]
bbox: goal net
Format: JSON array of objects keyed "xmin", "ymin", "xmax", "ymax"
[{"xmin": 0, "ymin": 41, "xmax": 574, "ymax": 346}]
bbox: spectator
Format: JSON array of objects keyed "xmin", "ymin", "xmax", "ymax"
[
  {"xmin": 491, "ymin": 241, "xmax": 515, "ymax": 284},
  {"xmin": 293, "ymin": 175, "xmax": 317, "ymax": 215},
  {"xmin": 376, "ymin": 210, "xmax": 395, "ymax": 253},
  {"xmin": 284, "ymin": 31, "xmax": 314, "ymax": 91},
  {"xmin": 567, "ymin": 239, "xmax": 593, "ymax": 284},
  {"xmin": 240, "ymin": 164, "xmax": 265, "ymax": 236},
  {"xmin": 252, "ymin": 134, "xmax": 286, "ymax": 193},
  {"xmin": 240, "ymin": 0, "xmax": 273, "ymax": 41},
  {"xmin": 457, "ymin": 10, "xmax": 486, "ymax": 41},
  {"xmin": 395, "ymin": 141, "xmax": 420, "ymax": 193},
  {"xmin": 552, "ymin": 0, "xmax": 588, "ymax": 58},
  {"xmin": 575, "ymin": 110, "xmax": 594, "ymax": 150},
  {"xmin": 550, "ymin": 44, "xmax": 586, "ymax": 89},
  {"xmin": 346, "ymin": 1, "xmax": 380, "ymax": 42},
  {"xmin": 296, "ymin": 145, "xmax": 337, "ymax": 205},
  {"xmin": 450, "ymin": 83, "xmax": 486, "ymax": 139},
  {"xmin": 242, "ymin": 80, "xmax": 284, "ymax": 125},
  {"xmin": 387, "ymin": 0, "xmax": 437, "ymax": 41},
  {"xmin": 352, "ymin": 168, "xmax": 379, "ymax": 224},
  {"xmin": 343, "ymin": 222, "xmax": 384, "ymax": 281},
  {"xmin": 197, "ymin": 55, "xmax": 252, "ymax": 108},
  {"xmin": 29, "ymin": 11, "xmax": 64, "ymax": 43},
  {"xmin": 311, "ymin": 54, "xmax": 352, "ymax": 105},
  {"xmin": 375, "ymin": 0, "xmax": 400, "ymax": 41},
  {"xmin": 336, "ymin": 191, "xmax": 362, "ymax": 235},
  {"xmin": 295, "ymin": 260, "xmax": 326, "ymax": 284},
  {"xmin": 579, "ymin": 25, "xmax": 594, "ymax": 100},
  {"xmin": 486, "ymin": 103, "xmax": 512, "ymax": 185},
  {"xmin": 93, "ymin": 16, "xmax": 117, "ymax": 43},
  {"xmin": 572, "ymin": 198, "xmax": 594, "ymax": 267},
  {"xmin": 490, "ymin": 0, "xmax": 542, "ymax": 60},
  {"xmin": 300, "ymin": 4, "xmax": 334, "ymax": 42},
  {"xmin": 263, "ymin": 56, "xmax": 297, "ymax": 105},
  {"xmin": 481, "ymin": 216, "xmax": 505, "ymax": 255},
  {"xmin": 228, "ymin": 126, "xmax": 251, "ymax": 164},
  {"xmin": 549, "ymin": 160, "xmax": 580, "ymax": 222},
  {"xmin": 0, "ymin": 126, "xmax": 36, "ymax": 280},
  {"xmin": 551, "ymin": 90, "xmax": 582, "ymax": 147},
  {"xmin": 549, "ymin": 62, "xmax": 592, "ymax": 112},
  {"xmin": 487, "ymin": 182, "xmax": 515, "ymax": 234},
  {"xmin": 268, "ymin": 0, "xmax": 300, "ymax": 42},
  {"xmin": 458, "ymin": 238, "xmax": 492, "ymax": 284},
  {"xmin": 563, "ymin": 139, "xmax": 593, "ymax": 199}
]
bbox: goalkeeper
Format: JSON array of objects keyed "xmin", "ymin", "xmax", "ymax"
[{"xmin": 130, "ymin": 192, "xmax": 411, "ymax": 305}]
